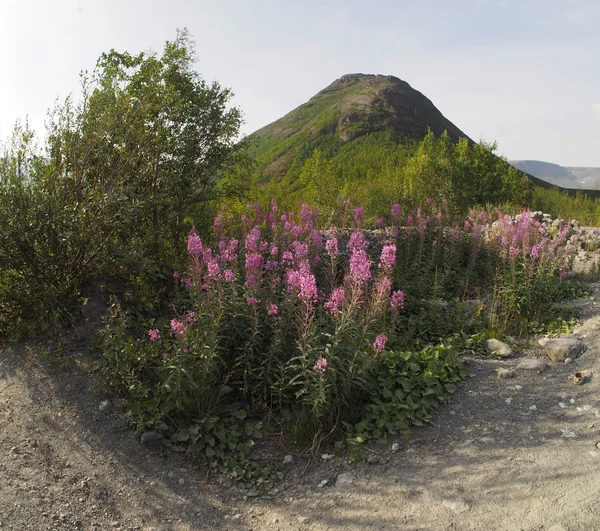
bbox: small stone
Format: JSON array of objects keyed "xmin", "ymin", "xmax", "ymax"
[
  {"xmin": 140, "ymin": 431, "xmax": 164, "ymax": 448},
  {"xmin": 283, "ymin": 455, "xmax": 294, "ymax": 465},
  {"xmin": 321, "ymin": 453, "xmax": 334, "ymax": 460},
  {"xmin": 335, "ymin": 472, "xmax": 354, "ymax": 489},
  {"xmin": 10, "ymin": 446, "xmax": 19, "ymax": 455},
  {"xmin": 442, "ymin": 497, "xmax": 471, "ymax": 514},
  {"xmin": 318, "ymin": 479, "xmax": 328, "ymax": 488},
  {"xmin": 596, "ymin": 441, "xmax": 600, "ymax": 449},
  {"xmin": 559, "ymin": 402, "xmax": 567, "ymax": 408},
  {"xmin": 179, "ymin": 478, "xmax": 185, "ymax": 485},
  {"xmin": 297, "ymin": 516, "xmax": 309, "ymax": 524},
  {"xmin": 516, "ymin": 359, "xmax": 547, "ymax": 372},
  {"xmin": 486, "ymin": 339, "xmax": 513, "ymax": 357},
  {"xmin": 497, "ymin": 368, "xmax": 515, "ymax": 379},
  {"xmin": 565, "ymin": 357, "xmax": 574, "ymax": 364},
  {"xmin": 505, "ymin": 398, "xmax": 512, "ymax": 405},
  {"xmin": 391, "ymin": 443, "xmax": 400, "ymax": 452},
  {"xmin": 98, "ymin": 399, "xmax": 112, "ymax": 412}
]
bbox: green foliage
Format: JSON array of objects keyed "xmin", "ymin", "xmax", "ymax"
[{"xmin": 353, "ymin": 346, "xmax": 467, "ymax": 442}]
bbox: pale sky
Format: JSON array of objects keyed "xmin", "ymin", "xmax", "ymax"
[{"xmin": 1, "ymin": 0, "xmax": 599, "ymax": 166}]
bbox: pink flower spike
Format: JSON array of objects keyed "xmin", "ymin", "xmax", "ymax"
[
  {"xmin": 373, "ymin": 334, "xmax": 387, "ymax": 354},
  {"xmin": 170, "ymin": 319, "xmax": 185, "ymax": 336},
  {"xmin": 246, "ymin": 297, "xmax": 260, "ymax": 305},
  {"xmin": 313, "ymin": 357, "xmax": 328, "ymax": 374},
  {"xmin": 187, "ymin": 232, "xmax": 203, "ymax": 256},
  {"xmin": 268, "ymin": 303, "xmax": 278, "ymax": 316},
  {"xmin": 390, "ymin": 290, "xmax": 405, "ymax": 310},
  {"xmin": 147, "ymin": 329, "xmax": 160, "ymax": 342}
]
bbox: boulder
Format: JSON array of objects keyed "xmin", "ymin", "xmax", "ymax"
[{"xmin": 543, "ymin": 338, "xmax": 584, "ymax": 362}]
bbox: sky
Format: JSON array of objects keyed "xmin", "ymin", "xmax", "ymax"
[{"xmin": 1, "ymin": 0, "xmax": 599, "ymax": 166}]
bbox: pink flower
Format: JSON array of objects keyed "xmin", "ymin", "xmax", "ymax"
[
  {"xmin": 353, "ymin": 206, "xmax": 364, "ymax": 225},
  {"xmin": 207, "ymin": 261, "xmax": 220, "ymax": 279},
  {"xmin": 379, "ymin": 244, "xmax": 397, "ymax": 270},
  {"xmin": 313, "ymin": 358, "xmax": 328, "ymax": 374},
  {"xmin": 347, "ymin": 232, "xmax": 367, "ymax": 253},
  {"xmin": 173, "ymin": 271, "xmax": 180, "ymax": 280},
  {"xmin": 170, "ymin": 319, "xmax": 185, "ymax": 336},
  {"xmin": 349, "ymin": 249, "xmax": 371, "ymax": 283},
  {"xmin": 147, "ymin": 329, "xmax": 160, "ymax": 342},
  {"xmin": 245, "ymin": 227, "xmax": 260, "ymax": 251},
  {"xmin": 376, "ymin": 217, "xmax": 384, "ymax": 229},
  {"xmin": 224, "ymin": 269, "xmax": 235, "ymax": 282},
  {"xmin": 373, "ymin": 334, "xmax": 387, "ymax": 354},
  {"xmin": 245, "ymin": 252, "xmax": 263, "ymax": 271},
  {"xmin": 181, "ymin": 277, "xmax": 192, "ymax": 289},
  {"xmin": 268, "ymin": 304, "xmax": 278, "ymax": 316},
  {"xmin": 324, "ymin": 287, "xmax": 345, "ymax": 315},
  {"xmin": 187, "ymin": 233, "xmax": 203, "ymax": 255},
  {"xmin": 325, "ymin": 237, "xmax": 339, "ymax": 257},
  {"xmin": 390, "ymin": 290, "xmax": 405, "ymax": 310},
  {"xmin": 246, "ymin": 297, "xmax": 260, "ymax": 305}
]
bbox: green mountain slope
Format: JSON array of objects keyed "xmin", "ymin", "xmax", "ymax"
[{"xmin": 249, "ymin": 73, "xmax": 470, "ymax": 184}]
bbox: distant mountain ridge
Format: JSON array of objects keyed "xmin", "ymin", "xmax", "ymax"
[{"xmin": 509, "ymin": 160, "xmax": 600, "ymax": 190}]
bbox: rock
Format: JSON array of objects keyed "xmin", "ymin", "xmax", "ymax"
[
  {"xmin": 98, "ymin": 400, "xmax": 112, "ymax": 412},
  {"xmin": 391, "ymin": 442, "xmax": 400, "ymax": 452},
  {"xmin": 496, "ymin": 368, "xmax": 515, "ymax": 379},
  {"xmin": 140, "ymin": 431, "xmax": 164, "ymax": 448},
  {"xmin": 516, "ymin": 359, "xmax": 547, "ymax": 371},
  {"xmin": 283, "ymin": 455, "xmax": 294, "ymax": 465},
  {"xmin": 10, "ymin": 446, "xmax": 19, "ymax": 455},
  {"xmin": 486, "ymin": 339, "xmax": 513, "ymax": 357},
  {"xmin": 543, "ymin": 338, "xmax": 584, "ymax": 362},
  {"xmin": 318, "ymin": 479, "xmax": 328, "ymax": 488},
  {"xmin": 565, "ymin": 357, "xmax": 574, "ymax": 364},
  {"xmin": 335, "ymin": 472, "xmax": 354, "ymax": 489},
  {"xmin": 297, "ymin": 516, "xmax": 310, "ymax": 524},
  {"xmin": 321, "ymin": 453, "xmax": 334, "ymax": 460},
  {"xmin": 442, "ymin": 497, "xmax": 471, "ymax": 514},
  {"xmin": 538, "ymin": 337, "xmax": 550, "ymax": 347}
]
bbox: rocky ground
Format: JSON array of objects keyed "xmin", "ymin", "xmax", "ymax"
[{"xmin": 2, "ymin": 278, "xmax": 600, "ymax": 530}]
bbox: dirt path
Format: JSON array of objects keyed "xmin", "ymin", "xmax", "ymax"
[{"xmin": 2, "ymin": 284, "xmax": 600, "ymax": 531}]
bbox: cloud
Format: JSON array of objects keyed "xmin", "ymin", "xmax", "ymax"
[{"xmin": 594, "ymin": 103, "xmax": 600, "ymax": 121}]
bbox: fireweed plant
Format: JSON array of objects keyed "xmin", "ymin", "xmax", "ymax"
[{"xmin": 100, "ymin": 199, "xmax": 580, "ymax": 478}]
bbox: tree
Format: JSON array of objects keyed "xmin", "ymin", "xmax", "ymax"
[{"xmin": 0, "ymin": 30, "xmax": 244, "ymax": 335}]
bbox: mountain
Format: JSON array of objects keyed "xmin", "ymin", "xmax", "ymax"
[
  {"xmin": 509, "ymin": 160, "xmax": 600, "ymax": 190},
  {"xmin": 249, "ymin": 73, "xmax": 471, "ymax": 183}
]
